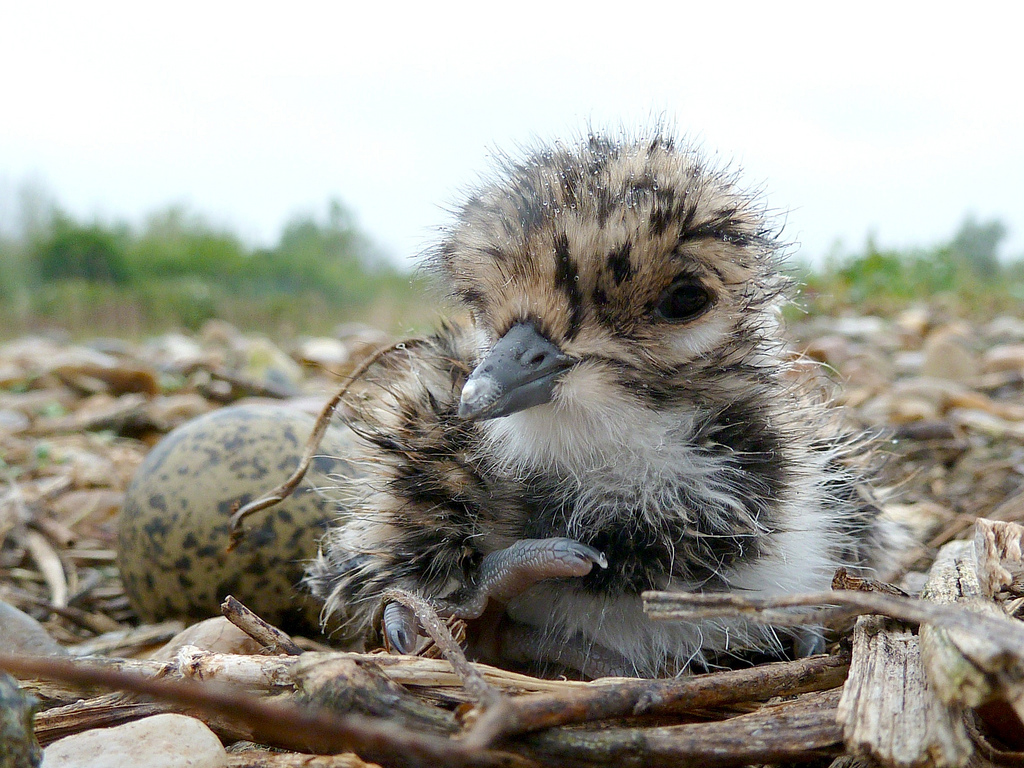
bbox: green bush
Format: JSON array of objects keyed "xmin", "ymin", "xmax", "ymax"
[
  {"xmin": 31, "ymin": 212, "xmax": 130, "ymax": 284},
  {"xmin": 128, "ymin": 207, "xmax": 248, "ymax": 283},
  {"xmin": 0, "ymin": 195, "xmax": 434, "ymax": 338},
  {"xmin": 794, "ymin": 218, "xmax": 1022, "ymax": 318}
]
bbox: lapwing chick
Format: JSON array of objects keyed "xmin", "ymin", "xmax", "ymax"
[{"xmin": 306, "ymin": 131, "xmax": 899, "ymax": 678}]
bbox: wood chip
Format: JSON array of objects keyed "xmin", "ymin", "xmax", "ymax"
[{"xmin": 837, "ymin": 615, "xmax": 972, "ymax": 768}]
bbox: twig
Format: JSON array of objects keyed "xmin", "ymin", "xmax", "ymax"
[
  {"xmin": 642, "ymin": 588, "xmax": 1024, "ymax": 657},
  {"xmin": 482, "ymin": 651, "xmax": 849, "ymax": 740},
  {"xmin": 8, "ymin": 588, "xmax": 122, "ymax": 635},
  {"xmin": 222, "ymin": 596, "xmax": 303, "ymax": 656},
  {"xmin": 226, "ymin": 754, "xmax": 381, "ymax": 768},
  {"xmin": 24, "ymin": 528, "xmax": 68, "ymax": 608},
  {"xmin": 380, "ymin": 588, "xmax": 512, "ymax": 749},
  {"xmin": 517, "ymin": 688, "xmax": 844, "ymax": 768},
  {"xmin": 0, "ymin": 653, "xmax": 532, "ymax": 768},
  {"xmin": 228, "ymin": 340, "xmax": 416, "ymax": 548}
]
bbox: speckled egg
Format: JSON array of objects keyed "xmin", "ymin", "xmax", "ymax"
[{"xmin": 117, "ymin": 403, "xmax": 358, "ymax": 636}]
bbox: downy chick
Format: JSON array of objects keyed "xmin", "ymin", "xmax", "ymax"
[{"xmin": 307, "ymin": 131, "xmax": 898, "ymax": 678}]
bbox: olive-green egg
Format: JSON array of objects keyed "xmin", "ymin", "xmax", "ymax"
[{"xmin": 117, "ymin": 403, "xmax": 358, "ymax": 635}]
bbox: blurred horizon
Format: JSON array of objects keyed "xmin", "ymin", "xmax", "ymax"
[{"xmin": 1, "ymin": 3, "xmax": 1021, "ymax": 267}]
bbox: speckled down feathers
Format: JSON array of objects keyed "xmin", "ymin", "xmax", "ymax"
[{"xmin": 306, "ymin": 131, "xmax": 899, "ymax": 677}]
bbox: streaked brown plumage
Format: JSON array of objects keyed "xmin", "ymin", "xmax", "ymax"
[{"xmin": 306, "ymin": 130, "xmax": 902, "ymax": 678}]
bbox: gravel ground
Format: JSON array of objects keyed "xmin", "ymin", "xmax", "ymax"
[{"xmin": 1, "ymin": 309, "xmax": 1023, "ymax": 647}]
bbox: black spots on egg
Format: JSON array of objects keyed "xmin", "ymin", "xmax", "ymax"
[
  {"xmin": 142, "ymin": 514, "xmax": 171, "ymax": 541},
  {"xmin": 281, "ymin": 423, "xmax": 302, "ymax": 448},
  {"xmin": 220, "ymin": 428, "xmax": 250, "ymax": 454},
  {"xmin": 274, "ymin": 452, "xmax": 303, "ymax": 477},
  {"xmin": 286, "ymin": 525, "xmax": 305, "ymax": 550},
  {"xmin": 216, "ymin": 496, "xmax": 240, "ymax": 519},
  {"xmin": 553, "ymin": 232, "xmax": 583, "ymax": 338},
  {"xmin": 312, "ymin": 451, "xmax": 358, "ymax": 479},
  {"xmin": 195, "ymin": 543, "xmax": 219, "ymax": 558},
  {"xmin": 148, "ymin": 493, "xmax": 167, "ymax": 513}
]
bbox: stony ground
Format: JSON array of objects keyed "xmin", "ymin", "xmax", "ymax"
[
  {"xmin": 3, "ymin": 310, "xmax": 1024, "ymax": 642},
  {"xmin": 2, "ymin": 308, "xmax": 1024, "ymax": 764}
]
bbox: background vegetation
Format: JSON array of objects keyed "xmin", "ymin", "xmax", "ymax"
[
  {"xmin": 0, "ymin": 190, "xmax": 1020, "ymax": 340},
  {"xmin": 0, "ymin": 192, "xmax": 433, "ymax": 339},
  {"xmin": 792, "ymin": 215, "xmax": 1023, "ymax": 319}
]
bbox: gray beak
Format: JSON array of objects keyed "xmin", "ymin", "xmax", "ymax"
[{"xmin": 458, "ymin": 322, "xmax": 573, "ymax": 420}]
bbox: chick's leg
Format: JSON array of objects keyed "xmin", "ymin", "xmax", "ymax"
[
  {"xmin": 382, "ymin": 537, "xmax": 606, "ymax": 654},
  {"xmin": 446, "ymin": 537, "xmax": 607, "ymax": 619}
]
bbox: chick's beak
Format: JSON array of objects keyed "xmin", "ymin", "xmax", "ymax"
[{"xmin": 458, "ymin": 322, "xmax": 573, "ymax": 420}]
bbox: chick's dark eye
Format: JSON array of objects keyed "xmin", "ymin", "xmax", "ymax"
[{"xmin": 654, "ymin": 280, "xmax": 713, "ymax": 322}]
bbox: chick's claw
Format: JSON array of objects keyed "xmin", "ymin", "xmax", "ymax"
[
  {"xmin": 380, "ymin": 538, "xmax": 605, "ymax": 656},
  {"xmin": 443, "ymin": 537, "xmax": 608, "ymax": 620},
  {"xmin": 382, "ymin": 600, "xmax": 419, "ymax": 654}
]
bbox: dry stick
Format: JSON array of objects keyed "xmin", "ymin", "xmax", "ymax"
[
  {"xmin": 516, "ymin": 687, "xmax": 844, "ymax": 768},
  {"xmin": 221, "ymin": 596, "xmax": 304, "ymax": 656},
  {"xmin": 642, "ymin": 588, "xmax": 1024, "ymax": 655},
  {"xmin": 226, "ymin": 754, "xmax": 378, "ymax": 768},
  {"xmin": 381, "ymin": 588, "xmax": 513, "ymax": 750},
  {"xmin": 24, "ymin": 528, "xmax": 69, "ymax": 608},
  {"xmin": 9, "ymin": 589, "xmax": 122, "ymax": 635},
  {"xmin": 482, "ymin": 651, "xmax": 850, "ymax": 742},
  {"xmin": 227, "ymin": 339, "xmax": 420, "ymax": 549},
  {"xmin": 0, "ymin": 653, "xmax": 530, "ymax": 768},
  {"xmin": 34, "ymin": 695, "xmax": 175, "ymax": 746}
]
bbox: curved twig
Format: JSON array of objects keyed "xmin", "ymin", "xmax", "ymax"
[{"xmin": 227, "ymin": 339, "xmax": 420, "ymax": 549}]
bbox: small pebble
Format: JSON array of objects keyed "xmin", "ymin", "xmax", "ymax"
[
  {"xmin": 41, "ymin": 714, "xmax": 226, "ymax": 768},
  {"xmin": 148, "ymin": 617, "xmax": 264, "ymax": 661},
  {"xmin": 0, "ymin": 600, "xmax": 67, "ymax": 657}
]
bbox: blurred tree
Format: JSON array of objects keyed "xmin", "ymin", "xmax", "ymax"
[
  {"xmin": 129, "ymin": 206, "xmax": 248, "ymax": 281},
  {"xmin": 252, "ymin": 198, "xmax": 393, "ymax": 301},
  {"xmin": 949, "ymin": 214, "xmax": 1007, "ymax": 280},
  {"xmin": 32, "ymin": 211, "xmax": 130, "ymax": 283}
]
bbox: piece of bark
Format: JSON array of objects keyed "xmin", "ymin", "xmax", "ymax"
[
  {"xmin": 920, "ymin": 526, "xmax": 1024, "ymax": 756},
  {"xmin": 24, "ymin": 529, "xmax": 68, "ymax": 609},
  {"xmin": 919, "ymin": 540, "xmax": 1013, "ymax": 710},
  {"xmin": 973, "ymin": 519, "xmax": 1024, "ymax": 602},
  {"xmin": 292, "ymin": 655, "xmax": 457, "ymax": 735},
  {"xmin": 175, "ymin": 646, "xmax": 297, "ymax": 692},
  {"xmin": 70, "ymin": 621, "xmax": 184, "ymax": 658},
  {"xmin": 837, "ymin": 615, "xmax": 972, "ymax": 768}
]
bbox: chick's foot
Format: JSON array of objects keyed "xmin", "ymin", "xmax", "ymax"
[{"xmin": 381, "ymin": 537, "xmax": 606, "ymax": 654}]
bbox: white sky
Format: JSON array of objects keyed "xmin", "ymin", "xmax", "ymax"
[{"xmin": 1, "ymin": 3, "xmax": 1021, "ymax": 266}]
